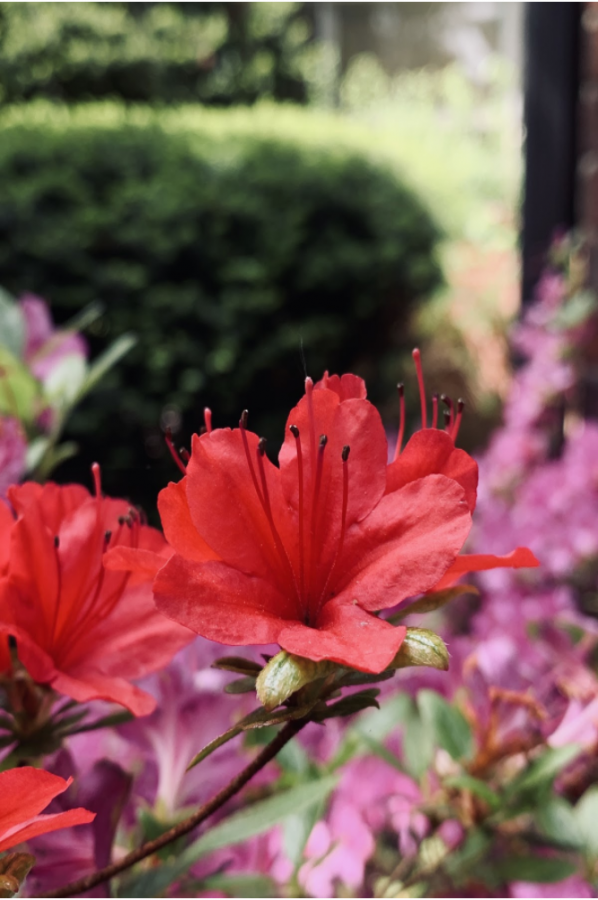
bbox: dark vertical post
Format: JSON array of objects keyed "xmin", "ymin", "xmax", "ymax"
[{"xmin": 521, "ymin": 3, "xmax": 581, "ymax": 304}]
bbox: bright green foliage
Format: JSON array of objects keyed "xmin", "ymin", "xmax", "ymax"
[
  {"xmin": 0, "ymin": 102, "xmax": 442, "ymax": 509},
  {"xmin": 0, "ymin": 2, "xmax": 324, "ymax": 106}
]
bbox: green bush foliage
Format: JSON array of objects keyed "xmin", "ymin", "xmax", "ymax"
[
  {"xmin": 0, "ymin": 102, "xmax": 442, "ymax": 510},
  {"xmin": 0, "ymin": 2, "xmax": 324, "ymax": 105}
]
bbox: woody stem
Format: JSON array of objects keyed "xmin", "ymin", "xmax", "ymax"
[{"xmin": 42, "ymin": 718, "xmax": 308, "ymax": 898}]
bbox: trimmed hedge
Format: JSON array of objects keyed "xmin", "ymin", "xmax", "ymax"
[
  {"xmin": 0, "ymin": 102, "xmax": 443, "ymax": 511},
  {"xmin": 0, "ymin": 2, "xmax": 317, "ymax": 105}
]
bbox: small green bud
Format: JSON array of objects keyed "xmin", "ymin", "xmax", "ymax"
[
  {"xmin": 256, "ymin": 651, "xmax": 337, "ymax": 711},
  {"xmin": 391, "ymin": 627, "xmax": 449, "ymax": 671}
]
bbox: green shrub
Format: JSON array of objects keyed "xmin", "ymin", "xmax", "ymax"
[
  {"xmin": 0, "ymin": 2, "xmax": 322, "ymax": 106},
  {"xmin": 0, "ymin": 102, "xmax": 443, "ymax": 511}
]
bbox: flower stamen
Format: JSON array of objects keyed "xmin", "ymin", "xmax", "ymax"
[
  {"xmin": 412, "ymin": 348, "xmax": 427, "ymax": 429},
  {"xmin": 290, "ymin": 424, "xmax": 305, "ymax": 598},
  {"xmin": 204, "ymin": 407, "xmax": 212, "ymax": 433},
  {"xmin": 165, "ymin": 428, "xmax": 187, "ymax": 475},
  {"xmin": 452, "ymin": 398, "xmax": 465, "ymax": 443},
  {"xmin": 392, "ymin": 383, "xmax": 405, "ymax": 461},
  {"xmin": 432, "ymin": 392, "xmax": 439, "ymax": 429}
]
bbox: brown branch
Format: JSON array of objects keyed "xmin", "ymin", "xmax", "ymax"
[{"xmin": 43, "ymin": 718, "xmax": 307, "ymax": 898}]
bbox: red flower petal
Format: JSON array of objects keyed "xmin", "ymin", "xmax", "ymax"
[
  {"xmin": 387, "ymin": 429, "xmax": 479, "ymax": 512},
  {"xmin": 8, "ymin": 482, "xmax": 89, "ymax": 531},
  {"xmin": 154, "ymin": 555, "xmax": 297, "ymax": 645},
  {"xmin": 185, "ymin": 430, "xmax": 296, "ymax": 591},
  {"xmin": 279, "ymin": 597, "xmax": 406, "ymax": 673},
  {"xmin": 50, "ymin": 668, "xmax": 156, "ymax": 717},
  {"xmin": 158, "ymin": 478, "xmax": 220, "ymax": 563},
  {"xmin": 314, "ymin": 372, "xmax": 367, "ymax": 400},
  {"xmin": 278, "ymin": 388, "xmax": 387, "ymax": 567},
  {"xmin": 336, "ymin": 475, "xmax": 472, "ymax": 611},
  {"xmin": 0, "ymin": 808, "xmax": 95, "ymax": 852},
  {"xmin": 0, "ymin": 499, "xmax": 13, "ymax": 575},
  {"xmin": 0, "ymin": 767, "xmax": 94, "ymax": 852},
  {"xmin": 432, "ymin": 547, "xmax": 540, "ymax": 591}
]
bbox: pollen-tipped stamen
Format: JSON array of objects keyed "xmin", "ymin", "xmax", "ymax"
[
  {"xmin": 204, "ymin": 407, "xmax": 213, "ymax": 433},
  {"xmin": 290, "ymin": 424, "xmax": 305, "ymax": 598},
  {"xmin": 412, "ymin": 348, "xmax": 427, "ymax": 429},
  {"xmin": 255, "ymin": 436, "xmax": 301, "ymax": 606},
  {"xmin": 307, "ymin": 434, "xmax": 328, "ymax": 624},
  {"xmin": 392, "ymin": 383, "xmax": 405, "ymax": 462},
  {"xmin": 452, "ymin": 399, "xmax": 465, "ymax": 442},
  {"xmin": 432, "ymin": 392, "xmax": 439, "ymax": 429},
  {"xmin": 441, "ymin": 394, "xmax": 454, "ymax": 431}
]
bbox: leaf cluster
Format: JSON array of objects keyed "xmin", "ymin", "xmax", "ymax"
[{"xmin": 0, "ymin": 3, "xmax": 320, "ymax": 106}]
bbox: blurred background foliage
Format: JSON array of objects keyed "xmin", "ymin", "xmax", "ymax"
[{"xmin": 0, "ymin": 1, "xmax": 522, "ymax": 511}]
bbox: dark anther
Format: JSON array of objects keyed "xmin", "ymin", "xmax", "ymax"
[
  {"xmin": 397, "ymin": 382, "xmax": 404, "ymax": 396},
  {"xmin": 240, "ymin": 410, "xmax": 249, "ymax": 429},
  {"xmin": 54, "ymin": 535, "xmax": 60, "ymax": 548},
  {"xmin": 258, "ymin": 437, "xmax": 267, "ymax": 456},
  {"xmin": 125, "ymin": 516, "xmax": 134, "ymax": 529},
  {"xmin": 457, "ymin": 398, "xmax": 465, "ymax": 412},
  {"xmin": 441, "ymin": 394, "xmax": 452, "ymax": 408},
  {"xmin": 118, "ymin": 516, "xmax": 126, "ymax": 526},
  {"xmin": 342, "ymin": 445, "xmax": 350, "ymax": 462},
  {"xmin": 179, "ymin": 447, "xmax": 190, "ymax": 462},
  {"xmin": 104, "ymin": 530, "xmax": 112, "ymax": 543},
  {"xmin": 443, "ymin": 410, "xmax": 451, "ymax": 427},
  {"xmin": 319, "ymin": 434, "xmax": 328, "ymax": 448},
  {"xmin": 8, "ymin": 635, "xmax": 17, "ymax": 650},
  {"xmin": 433, "ymin": 392, "xmax": 439, "ymax": 401},
  {"xmin": 290, "ymin": 424, "xmax": 300, "ymax": 438}
]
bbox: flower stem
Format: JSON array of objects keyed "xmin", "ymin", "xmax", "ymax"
[{"xmin": 43, "ymin": 718, "xmax": 308, "ymax": 898}]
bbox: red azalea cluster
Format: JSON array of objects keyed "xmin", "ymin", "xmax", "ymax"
[
  {"xmin": 0, "ymin": 767, "xmax": 94, "ymax": 853},
  {"xmin": 119, "ymin": 355, "xmax": 538, "ymax": 674},
  {"xmin": 0, "ymin": 467, "xmax": 192, "ymax": 716}
]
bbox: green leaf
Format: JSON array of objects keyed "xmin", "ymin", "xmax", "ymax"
[
  {"xmin": 124, "ymin": 776, "xmax": 338, "ymax": 897},
  {"xmin": 494, "ymin": 855, "xmax": 577, "ymax": 884},
  {"xmin": 199, "ymin": 873, "xmax": 278, "ymax": 897},
  {"xmin": 314, "ymin": 688, "xmax": 380, "ymax": 721},
  {"xmin": 401, "ymin": 697, "xmax": 435, "ymax": 779},
  {"xmin": 354, "ymin": 693, "xmax": 412, "ymax": 743},
  {"xmin": 418, "ymin": 690, "xmax": 473, "ymax": 761},
  {"xmin": 575, "ymin": 785, "xmax": 598, "ymax": 857},
  {"xmin": 75, "ymin": 333, "xmax": 136, "ymax": 402},
  {"xmin": 42, "ymin": 352, "xmax": 87, "ymax": 409},
  {"xmin": 444, "ymin": 774, "xmax": 500, "ymax": 810},
  {"xmin": 224, "ymin": 676, "xmax": 257, "ymax": 694},
  {"xmin": 535, "ymin": 796, "xmax": 583, "ymax": 851},
  {"xmin": 182, "ymin": 775, "xmax": 338, "ymax": 863},
  {"xmin": 334, "ymin": 667, "xmax": 395, "ymax": 688},
  {"xmin": 509, "ymin": 744, "xmax": 582, "ymax": 795},
  {"xmin": 388, "ymin": 585, "xmax": 479, "ymax": 621},
  {"xmin": 212, "ymin": 656, "xmax": 262, "ymax": 676},
  {"xmin": 444, "ymin": 828, "xmax": 492, "ymax": 880},
  {"xmin": 391, "ymin": 627, "xmax": 449, "ymax": 671},
  {"xmin": 0, "ymin": 288, "xmax": 24, "ymax": 356},
  {"xmin": 0, "ymin": 347, "xmax": 41, "ymax": 423},
  {"xmin": 186, "ymin": 704, "xmax": 316, "ymax": 771},
  {"xmin": 256, "ymin": 650, "xmax": 337, "ymax": 711}
]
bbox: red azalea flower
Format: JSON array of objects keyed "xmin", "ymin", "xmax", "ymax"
[
  {"xmin": 0, "ymin": 469, "xmax": 193, "ymax": 715},
  {"xmin": 151, "ymin": 367, "xmax": 481, "ymax": 675},
  {"xmin": 0, "ymin": 767, "xmax": 94, "ymax": 852}
]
